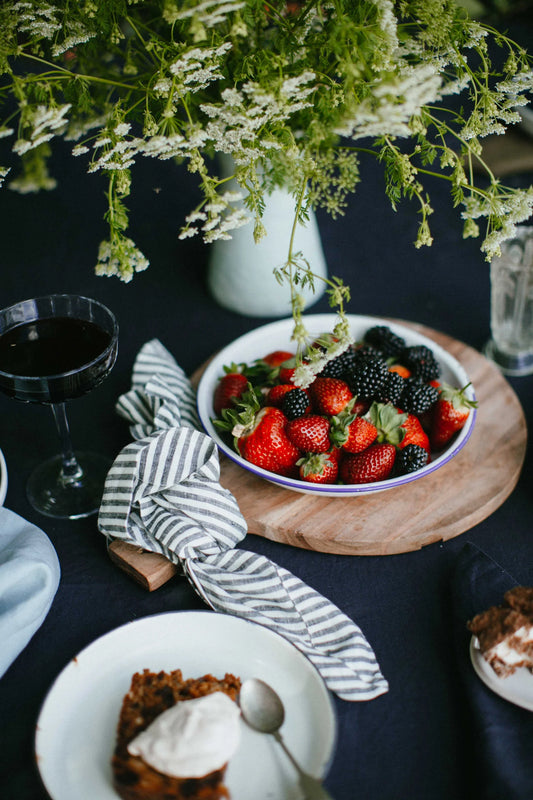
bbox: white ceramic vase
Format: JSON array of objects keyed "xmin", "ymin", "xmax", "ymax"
[{"xmin": 206, "ymin": 170, "xmax": 327, "ymax": 318}]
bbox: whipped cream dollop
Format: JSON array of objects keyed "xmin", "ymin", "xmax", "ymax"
[
  {"xmin": 127, "ymin": 691, "xmax": 241, "ymax": 778},
  {"xmin": 490, "ymin": 624, "xmax": 533, "ymax": 664}
]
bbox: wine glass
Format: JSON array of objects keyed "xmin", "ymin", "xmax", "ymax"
[{"xmin": 0, "ymin": 294, "xmax": 118, "ymax": 519}]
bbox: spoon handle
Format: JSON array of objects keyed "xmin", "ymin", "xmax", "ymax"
[{"xmin": 273, "ymin": 732, "xmax": 335, "ymax": 800}]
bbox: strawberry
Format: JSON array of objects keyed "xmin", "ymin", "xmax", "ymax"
[
  {"xmin": 279, "ymin": 358, "xmax": 297, "ymax": 383},
  {"xmin": 309, "ymin": 377, "xmax": 353, "ymax": 416},
  {"xmin": 286, "ymin": 414, "xmax": 331, "ymax": 453},
  {"xmin": 340, "ymin": 444, "xmax": 396, "ymax": 484},
  {"xmin": 399, "ymin": 413, "xmax": 430, "ymax": 453},
  {"xmin": 329, "ymin": 398, "xmax": 377, "ymax": 453},
  {"xmin": 213, "ymin": 369, "xmax": 248, "ymax": 415},
  {"xmin": 298, "ymin": 452, "xmax": 338, "ymax": 484},
  {"xmin": 235, "ymin": 406, "xmax": 301, "ymax": 476},
  {"xmin": 388, "ymin": 364, "xmax": 411, "ymax": 379},
  {"xmin": 266, "ymin": 383, "xmax": 297, "ymax": 407},
  {"xmin": 341, "ymin": 417, "xmax": 378, "ymax": 453},
  {"xmin": 430, "ymin": 383, "xmax": 476, "ymax": 450},
  {"xmin": 327, "ymin": 446, "xmax": 342, "ymax": 463},
  {"xmin": 261, "ymin": 350, "xmax": 294, "ymax": 368},
  {"xmin": 367, "ymin": 401, "xmax": 429, "ymax": 452}
]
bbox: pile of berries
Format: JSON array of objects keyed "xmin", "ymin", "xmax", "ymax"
[{"xmin": 212, "ymin": 325, "xmax": 476, "ymax": 486}]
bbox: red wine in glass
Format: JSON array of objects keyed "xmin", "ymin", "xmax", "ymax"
[{"xmin": 0, "ymin": 295, "xmax": 118, "ymax": 518}]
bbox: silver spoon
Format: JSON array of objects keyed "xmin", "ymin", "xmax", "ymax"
[{"xmin": 239, "ymin": 678, "xmax": 334, "ymax": 800}]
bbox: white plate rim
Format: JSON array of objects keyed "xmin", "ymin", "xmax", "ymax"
[
  {"xmin": 197, "ymin": 313, "xmax": 476, "ymax": 497},
  {"xmin": 469, "ymin": 636, "xmax": 533, "ymax": 712},
  {"xmin": 0, "ymin": 447, "xmax": 7, "ymax": 506},
  {"xmin": 35, "ymin": 610, "xmax": 337, "ymax": 800}
]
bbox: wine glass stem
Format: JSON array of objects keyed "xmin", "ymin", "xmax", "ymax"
[{"xmin": 51, "ymin": 402, "xmax": 83, "ymax": 485}]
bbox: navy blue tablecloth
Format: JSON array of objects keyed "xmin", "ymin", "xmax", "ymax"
[{"xmin": 1, "ymin": 48, "xmax": 533, "ymax": 800}]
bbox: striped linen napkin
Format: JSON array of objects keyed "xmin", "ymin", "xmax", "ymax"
[{"xmin": 98, "ymin": 339, "xmax": 388, "ymax": 702}]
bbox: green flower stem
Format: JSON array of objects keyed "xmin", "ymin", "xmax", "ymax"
[{"xmin": 19, "ymin": 53, "xmax": 141, "ymax": 93}]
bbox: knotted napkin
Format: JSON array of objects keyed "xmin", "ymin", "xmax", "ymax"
[
  {"xmin": 0, "ymin": 507, "xmax": 60, "ymax": 678},
  {"xmin": 451, "ymin": 542, "xmax": 533, "ymax": 800},
  {"xmin": 98, "ymin": 339, "xmax": 388, "ymax": 702}
]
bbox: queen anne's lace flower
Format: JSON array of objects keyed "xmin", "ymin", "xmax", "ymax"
[
  {"xmin": 13, "ymin": 104, "xmax": 71, "ymax": 155},
  {"xmin": 0, "ymin": 0, "xmax": 531, "ymax": 353},
  {"xmin": 95, "ymin": 236, "xmax": 150, "ymax": 283}
]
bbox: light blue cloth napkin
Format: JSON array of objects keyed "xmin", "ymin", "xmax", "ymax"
[{"xmin": 0, "ymin": 507, "xmax": 60, "ymax": 678}]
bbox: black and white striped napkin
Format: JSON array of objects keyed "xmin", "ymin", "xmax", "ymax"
[{"xmin": 98, "ymin": 339, "xmax": 388, "ymax": 702}]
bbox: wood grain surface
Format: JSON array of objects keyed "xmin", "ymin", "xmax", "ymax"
[
  {"xmin": 198, "ymin": 320, "xmax": 527, "ymax": 556},
  {"xmin": 109, "ymin": 321, "xmax": 528, "ymax": 587}
]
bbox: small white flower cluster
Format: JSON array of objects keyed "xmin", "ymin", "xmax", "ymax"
[
  {"xmin": 460, "ymin": 85, "xmax": 526, "ymax": 141},
  {"xmin": 292, "ymin": 319, "xmax": 354, "ymax": 389},
  {"xmin": 51, "ymin": 20, "xmax": 96, "ymax": 57},
  {"xmin": 13, "ymin": 0, "xmax": 61, "ymax": 39},
  {"xmin": 371, "ymin": 0, "xmax": 398, "ymax": 60},
  {"xmin": 13, "ymin": 104, "xmax": 71, "ymax": 155},
  {"xmin": 336, "ymin": 62, "xmax": 442, "ymax": 140},
  {"xmin": 64, "ymin": 114, "xmax": 111, "ymax": 143},
  {"xmin": 87, "ymin": 123, "xmax": 138, "ymax": 173},
  {"xmin": 8, "ymin": 171, "xmax": 56, "ymax": 193},
  {"xmin": 169, "ymin": 42, "xmax": 233, "ymax": 95},
  {"xmin": 179, "ymin": 192, "xmax": 250, "ymax": 242},
  {"xmin": 95, "ymin": 236, "xmax": 150, "ymax": 283},
  {"xmin": 86, "ymin": 124, "xmax": 213, "ymax": 174},
  {"xmin": 171, "ymin": 0, "xmax": 245, "ymax": 28},
  {"xmin": 200, "ymin": 73, "xmax": 316, "ymax": 162},
  {"xmin": 462, "ymin": 187, "xmax": 533, "ymax": 259}
]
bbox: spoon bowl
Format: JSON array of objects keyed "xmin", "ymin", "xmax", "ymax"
[
  {"xmin": 239, "ymin": 678, "xmax": 334, "ymax": 800},
  {"xmin": 239, "ymin": 677, "xmax": 285, "ymax": 734}
]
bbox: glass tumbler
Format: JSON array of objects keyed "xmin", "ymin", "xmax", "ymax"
[{"xmin": 484, "ymin": 225, "xmax": 533, "ymax": 376}]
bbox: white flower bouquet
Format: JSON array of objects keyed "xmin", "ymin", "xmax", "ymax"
[{"xmin": 0, "ymin": 0, "xmax": 532, "ymax": 360}]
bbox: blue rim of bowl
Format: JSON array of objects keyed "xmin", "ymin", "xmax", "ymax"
[
  {"xmin": 0, "ymin": 447, "xmax": 7, "ymax": 506},
  {"xmin": 196, "ymin": 314, "xmax": 477, "ymax": 495}
]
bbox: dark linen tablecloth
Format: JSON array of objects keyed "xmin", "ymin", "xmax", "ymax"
[{"xmin": 1, "ymin": 60, "xmax": 533, "ymax": 800}]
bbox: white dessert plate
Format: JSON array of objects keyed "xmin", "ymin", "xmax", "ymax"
[
  {"xmin": 197, "ymin": 313, "xmax": 476, "ymax": 497},
  {"xmin": 0, "ymin": 447, "xmax": 7, "ymax": 506},
  {"xmin": 35, "ymin": 611, "xmax": 337, "ymax": 800},
  {"xmin": 470, "ymin": 637, "xmax": 533, "ymax": 712}
]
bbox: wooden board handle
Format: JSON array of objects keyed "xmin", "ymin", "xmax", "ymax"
[{"xmin": 108, "ymin": 540, "xmax": 179, "ymax": 591}]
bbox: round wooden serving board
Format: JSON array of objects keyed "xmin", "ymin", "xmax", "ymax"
[{"xmin": 194, "ymin": 321, "xmax": 528, "ymax": 556}]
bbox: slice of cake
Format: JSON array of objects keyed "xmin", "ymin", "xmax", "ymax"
[
  {"xmin": 504, "ymin": 586, "xmax": 533, "ymax": 618},
  {"xmin": 468, "ymin": 586, "xmax": 533, "ymax": 678},
  {"xmin": 112, "ymin": 669, "xmax": 242, "ymax": 800}
]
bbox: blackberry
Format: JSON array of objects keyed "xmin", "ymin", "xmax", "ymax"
[
  {"xmin": 363, "ymin": 325, "xmax": 406, "ymax": 359},
  {"xmin": 319, "ymin": 346, "xmax": 358, "ymax": 378},
  {"xmin": 282, "ymin": 388, "xmax": 309, "ymax": 420},
  {"xmin": 400, "ymin": 345, "xmax": 440, "ymax": 382},
  {"xmin": 400, "ymin": 378, "xmax": 439, "ymax": 415},
  {"xmin": 346, "ymin": 352, "xmax": 389, "ymax": 400},
  {"xmin": 377, "ymin": 370, "xmax": 406, "ymax": 406},
  {"xmin": 393, "ymin": 444, "xmax": 429, "ymax": 476}
]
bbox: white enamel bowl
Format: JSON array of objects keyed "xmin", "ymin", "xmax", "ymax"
[{"xmin": 197, "ymin": 314, "xmax": 476, "ymax": 497}]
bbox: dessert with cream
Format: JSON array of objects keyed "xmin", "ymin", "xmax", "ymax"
[
  {"xmin": 112, "ymin": 669, "xmax": 242, "ymax": 800},
  {"xmin": 468, "ymin": 587, "xmax": 533, "ymax": 678}
]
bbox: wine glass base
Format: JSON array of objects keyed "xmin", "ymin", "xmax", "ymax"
[
  {"xmin": 27, "ymin": 452, "xmax": 112, "ymax": 519},
  {"xmin": 483, "ymin": 339, "xmax": 533, "ymax": 376}
]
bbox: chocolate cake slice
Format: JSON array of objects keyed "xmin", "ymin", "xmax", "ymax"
[
  {"xmin": 112, "ymin": 669, "xmax": 241, "ymax": 800},
  {"xmin": 468, "ymin": 587, "xmax": 533, "ymax": 678}
]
